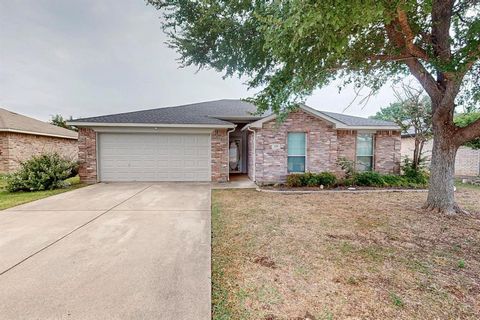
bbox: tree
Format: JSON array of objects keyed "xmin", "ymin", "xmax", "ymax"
[
  {"xmin": 372, "ymin": 83, "xmax": 432, "ymax": 170},
  {"xmin": 454, "ymin": 112, "xmax": 480, "ymax": 149},
  {"xmin": 149, "ymin": 0, "xmax": 480, "ymax": 214},
  {"xmin": 49, "ymin": 114, "xmax": 77, "ymax": 131}
]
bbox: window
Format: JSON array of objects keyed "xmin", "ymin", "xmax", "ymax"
[
  {"xmin": 287, "ymin": 132, "xmax": 306, "ymax": 173},
  {"xmin": 356, "ymin": 133, "xmax": 374, "ymax": 171}
]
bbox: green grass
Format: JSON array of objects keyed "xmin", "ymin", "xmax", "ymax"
[
  {"xmin": 0, "ymin": 176, "xmax": 85, "ymax": 210},
  {"xmin": 455, "ymin": 180, "xmax": 480, "ymax": 190},
  {"xmin": 390, "ymin": 292, "xmax": 405, "ymax": 307}
]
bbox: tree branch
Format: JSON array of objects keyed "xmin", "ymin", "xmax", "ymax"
[
  {"xmin": 396, "ymin": 8, "xmax": 430, "ymax": 60},
  {"xmin": 385, "ymin": 21, "xmax": 441, "ymax": 102},
  {"xmin": 455, "ymin": 118, "xmax": 480, "ymax": 146}
]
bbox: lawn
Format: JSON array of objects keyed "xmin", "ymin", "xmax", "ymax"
[
  {"xmin": 0, "ymin": 176, "xmax": 85, "ymax": 210},
  {"xmin": 212, "ymin": 186, "xmax": 480, "ymax": 319}
]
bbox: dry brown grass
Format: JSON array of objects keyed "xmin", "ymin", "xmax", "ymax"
[{"xmin": 212, "ymin": 187, "xmax": 480, "ymax": 320}]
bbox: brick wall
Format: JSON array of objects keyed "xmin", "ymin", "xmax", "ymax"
[
  {"xmin": 375, "ymin": 131, "xmax": 401, "ymax": 174},
  {"xmin": 336, "ymin": 130, "xmax": 356, "ymax": 175},
  {"xmin": 254, "ymin": 109, "xmax": 338, "ymax": 183},
  {"xmin": 0, "ymin": 132, "xmax": 78, "ymax": 173},
  {"xmin": 0, "ymin": 132, "xmax": 9, "ymax": 173},
  {"xmin": 78, "ymin": 128, "xmax": 97, "ymax": 183},
  {"xmin": 402, "ymin": 137, "xmax": 480, "ymax": 177},
  {"xmin": 211, "ymin": 129, "xmax": 229, "ymax": 182}
]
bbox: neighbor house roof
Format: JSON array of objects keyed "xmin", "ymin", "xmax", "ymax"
[
  {"xmin": 0, "ymin": 108, "xmax": 78, "ymax": 139},
  {"xmin": 69, "ymin": 99, "xmax": 400, "ymax": 130}
]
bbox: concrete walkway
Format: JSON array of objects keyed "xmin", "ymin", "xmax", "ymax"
[{"xmin": 0, "ymin": 183, "xmax": 211, "ymax": 320}]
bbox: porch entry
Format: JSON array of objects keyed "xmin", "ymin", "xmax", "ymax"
[{"xmin": 228, "ymin": 126, "xmax": 248, "ymax": 175}]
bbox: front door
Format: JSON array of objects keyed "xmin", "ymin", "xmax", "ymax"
[{"xmin": 229, "ymin": 138, "xmax": 242, "ymax": 173}]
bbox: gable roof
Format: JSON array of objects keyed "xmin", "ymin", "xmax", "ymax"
[
  {"xmin": 69, "ymin": 99, "xmax": 399, "ymax": 130},
  {"xmin": 69, "ymin": 99, "xmax": 266, "ymax": 128},
  {"xmin": 318, "ymin": 110, "xmax": 399, "ymax": 127},
  {"xmin": 243, "ymin": 104, "xmax": 400, "ymax": 130},
  {"xmin": 0, "ymin": 108, "xmax": 78, "ymax": 139}
]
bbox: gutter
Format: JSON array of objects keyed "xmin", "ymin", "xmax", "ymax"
[
  {"xmin": 66, "ymin": 122, "xmax": 235, "ymax": 129},
  {"xmin": 247, "ymin": 127, "xmax": 256, "ymax": 182},
  {"xmin": 0, "ymin": 128, "xmax": 78, "ymax": 140}
]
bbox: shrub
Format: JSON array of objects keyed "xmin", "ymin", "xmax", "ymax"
[
  {"xmin": 381, "ymin": 174, "xmax": 408, "ymax": 187},
  {"xmin": 302, "ymin": 172, "xmax": 318, "ymax": 187},
  {"xmin": 286, "ymin": 174, "xmax": 303, "ymax": 187},
  {"xmin": 336, "ymin": 157, "xmax": 356, "ymax": 178},
  {"xmin": 7, "ymin": 153, "xmax": 78, "ymax": 192},
  {"xmin": 354, "ymin": 172, "xmax": 385, "ymax": 187},
  {"xmin": 402, "ymin": 157, "xmax": 429, "ymax": 185},
  {"xmin": 316, "ymin": 172, "xmax": 337, "ymax": 187},
  {"xmin": 285, "ymin": 172, "xmax": 337, "ymax": 188}
]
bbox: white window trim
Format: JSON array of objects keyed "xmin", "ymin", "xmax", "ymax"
[
  {"xmin": 287, "ymin": 132, "xmax": 307, "ymax": 173},
  {"xmin": 356, "ymin": 133, "xmax": 375, "ymax": 171}
]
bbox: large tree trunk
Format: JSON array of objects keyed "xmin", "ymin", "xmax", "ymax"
[{"xmin": 424, "ymin": 123, "xmax": 460, "ymax": 215}]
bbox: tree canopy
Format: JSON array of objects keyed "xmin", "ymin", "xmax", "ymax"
[
  {"xmin": 149, "ymin": 0, "xmax": 479, "ymax": 114},
  {"xmin": 49, "ymin": 114, "xmax": 77, "ymax": 131},
  {"xmin": 454, "ymin": 112, "xmax": 480, "ymax": 149},
  {"xmin": 148, "ymin": 0, "xmax": 480, "ymax": 213}
]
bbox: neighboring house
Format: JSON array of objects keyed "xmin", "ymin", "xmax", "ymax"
[
  {"xmin": 69, "ymin": 100, "xmax": 401, "ymax": 184},
  {"xmin": 0, "ymin": 108, "xmax": 78, "ymax": 173},
  {"xmin": 401, "ymin": 133, "xmax": 480, "ymax": 177}
]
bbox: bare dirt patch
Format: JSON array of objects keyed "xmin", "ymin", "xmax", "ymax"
[{"xmin": 212, "ymin": 186, "xmax": 480, "ymax": 319}]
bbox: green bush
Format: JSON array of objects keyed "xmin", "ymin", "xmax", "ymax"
[
  {"xmin": 286, "ymin": 174, "xmax": 303, "ymax": 187},
  {"xmin": 381, "ymin": 174, "xmax": 409, "ymax": 187},
  {"xmin": 286, "ymin": 170, "xmax": 428, "ymax": 189},
  {"xmin": 7, "ymin": 153, "xmax": 78, "ymax": 192},
  {"xmin": 354, "ymin": 172, "xmax": 385, "ymax": 187},
  {"xmin": 402, "ymin": 157, "xmax": 429, "ymax": 185},
  {"xmin": 302, "ymin": 172, "xmax": 318, "ymax": 187},
  {"xmin": 286, "ymin": 172, "xmax": 337, "ymax": 188},
  {"xmin": 316, "ymin": 172, "xmax": 337, "ymax": 187}
]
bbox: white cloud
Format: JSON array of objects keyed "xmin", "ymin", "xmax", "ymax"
[{"xmin": 0, "ymin": 0, "xmax": 397, "ymax": 121}]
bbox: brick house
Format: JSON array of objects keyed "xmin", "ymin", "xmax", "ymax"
[
  {"xmin": 69, "ymin": 100, "xmax": 401, "ymax": 184},
  {"xmin": 401, "ymin": 135, "xmax": 480, "ymax": 177},
  {"xmin": 0, "ymin": 108, "xmax": 78, "ymax": 173}
]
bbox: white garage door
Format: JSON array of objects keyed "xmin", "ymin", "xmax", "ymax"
[{"xmin": 98, "ymin": 133, "xmax": 211, "ymax": 182}]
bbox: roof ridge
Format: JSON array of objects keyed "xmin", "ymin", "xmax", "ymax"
[{"xmin": 72, "ymin": 99, "xmax": 243, "ymax": 121}]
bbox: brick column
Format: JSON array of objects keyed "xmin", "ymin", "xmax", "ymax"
[
  {"xmin": 374, "ymin": 131, "xmax": 401, "ymax": 174},
  {"xmin": 78, "ymin": 128, "xmax": 97, "ymax": 183},
  {"xmin": 211, "ymin": 129, "xmax": 229, "ymax": 182}
]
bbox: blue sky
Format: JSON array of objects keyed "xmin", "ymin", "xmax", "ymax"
[{"xmin": 0, "ymin": 0, "xmax": 397, "ymax": 121}]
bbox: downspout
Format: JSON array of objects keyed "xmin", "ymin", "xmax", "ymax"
[
  {"xmin": 227, "ymin": 126, "xmax": 236, "ymax": 181},
  {"xmin": 247, "ymin": 127, "xmax": 256, "ymax": 182}
]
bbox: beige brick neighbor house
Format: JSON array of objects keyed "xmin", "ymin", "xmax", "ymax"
[
  {"xmin": 0, "ymin": 108, "xmax": 78, "ymax": 173},
  {"xmin": 69, "ymin": 100, "xmax": 401, "ymax": 184},
  {"xmin": 401, "ymin": 134, "xmax": 480, "ymax": 177}
]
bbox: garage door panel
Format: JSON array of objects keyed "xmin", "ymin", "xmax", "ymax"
[{"xmin": 99, "ymin": 133, "xmax": 211, "ymax": 182}]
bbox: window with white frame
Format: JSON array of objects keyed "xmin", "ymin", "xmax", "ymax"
[
  {"xmin": 356, "ymin": 133, "xmax": 374, "ymax": 171},
  {"xmin": 287, "ymin": 132, "xmax": 306, "ymax": 173}
]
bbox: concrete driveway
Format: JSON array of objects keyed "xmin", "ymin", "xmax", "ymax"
[{"xmin": 0, "ymin": 183, "xmax": 211, "ymax": 319}]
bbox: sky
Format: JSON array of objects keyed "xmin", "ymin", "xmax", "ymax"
[{"xmin": 0, "ymin": 0, "xmax": 398, "ymax": 122}]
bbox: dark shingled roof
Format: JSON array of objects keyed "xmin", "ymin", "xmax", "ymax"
[
  {"xmin": 318, "ymin": 110, "xmax": 397, "ymax": 127},
  {"xmin": 72, "ymin": 99, "xmax": 264, "ymax": 125},
  {"xmin": 72, "ymin": 99, "xmax": 397, "ymax": 128}
]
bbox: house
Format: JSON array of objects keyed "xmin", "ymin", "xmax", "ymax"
[
  {"xmin": 401, "ymin": 132, "xmax": 480, "ymax": 177},
  {"xmin": 0, "ymin": 108, "xmax": 78, "ymax": 173},
  {"xmin": 69, "ymin": 99, "xmax": 401, "ymax": 184}
]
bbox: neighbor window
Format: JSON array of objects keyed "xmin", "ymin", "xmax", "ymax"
[
  {"xmin": 356, "ymin": 133, "xmax": 374, "ymax": 171},
  {"xmin": 287, "ymin": 132, "xmax": 306, "ymax": 173}
]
